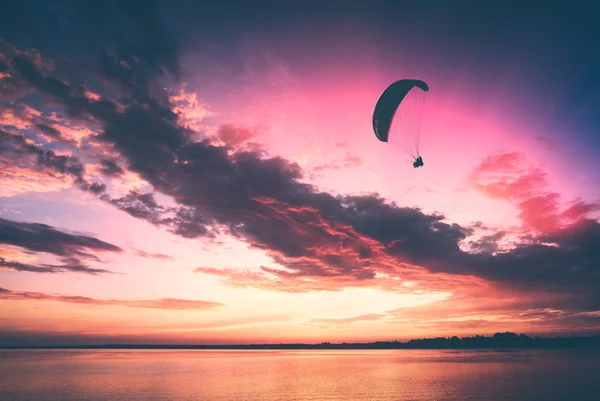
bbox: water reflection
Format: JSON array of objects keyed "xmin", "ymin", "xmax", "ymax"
[{"xmin": 1, "ymin": 349, "xmax": 598, "ymax": 400}]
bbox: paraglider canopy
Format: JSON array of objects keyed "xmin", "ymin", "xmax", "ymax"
[{"xmin": 372, "ymin": 79, "xmax": 429, "ymax": 164}]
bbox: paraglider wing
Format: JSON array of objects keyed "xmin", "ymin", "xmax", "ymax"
[{"xmin": 372, "ymin": 79, "xmax": 429, "ymax": 143}]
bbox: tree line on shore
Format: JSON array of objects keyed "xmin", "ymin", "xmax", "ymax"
[{"xmin": 4, "ymin": 332, "xmax": 600, "ymax": 349}]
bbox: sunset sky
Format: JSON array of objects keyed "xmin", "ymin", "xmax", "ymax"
[{"xmin": 1, "ymin": 1, "xmax": 599, "ymax": 345}]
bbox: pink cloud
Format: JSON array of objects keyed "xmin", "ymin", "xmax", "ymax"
[
  {"xmin": 0, "ymin": 164, "xmax": 72, "ymax": 196},
  {"xmin": 470, "ymin": 152, "xmax": 600, "ymax": 234},
  {"xmin": 135, "ymin": 250, "xmax": 174, "ymax": 260},
  {"xmin": 312, "ymin": 313, "xmax": 386, "ymax": 325},
  {"xmin": 0, "ymin": 287, "xmax": 223, "ymax": 310},
  {"xmin": 169, "ymin": 87, "xmax": 213, "ymax": 132},
  {"xmin": 0, "ymin": 104, "xmax": 40, "ymax": 130},
  {"xmin": 0, "ymin": 246, "xmax": 37, "ymax": 264},
  {"xmin": 216, "ymin": 124, "xmax": 259, "ymax": 147},
  {"xmin": 312, "ymin": 153, "xmax": 363, "ymax": 174}
]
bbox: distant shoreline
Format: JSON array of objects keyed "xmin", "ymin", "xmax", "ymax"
[{"xmin": 3, "ymin": 332, "xmax": 600, "ymax": 350}]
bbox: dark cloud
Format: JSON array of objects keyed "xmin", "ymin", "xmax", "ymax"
[
  {"xmin": 0, "ymin": 257, "xmax": 114, "ymax": 275},
  {"xmin": 0, "ymin": 129, "xmax": 103, "ymax": 193},
  {"xmin": 0, "ymin": 287, "xmax": 223, "ymax": 310},
  {"xmin": 469, "ymin": 231, "xmax": 506, "ymax": 253},
  {"xmin": 455, "ymin": 237, "xmax": 598, "ymax": 306},
  {"xmin": 0, "ymin": 0, "xmax": 181, "ymax": 79},
  {"xmin": 106, "ymin": 190, "xmax": 174, "ymax": 227},
  {"xmin": 0, "ymin": 41, "xmax": 37, "ymax": 100},
  {"xmin": 0, "ymin": 217, "xmax": 122, "ymax": 260},
  {"xmin": 88, "ymin": 182, "xmax": 107, "ymax": 194},
  {"xmin": 34, "ymin": 123, "xmax": 63, "ymax": 140},
  {"xmin": 12, "ymin": 56, "xmax": 74, "ymax": 102},
  {"xmin": 99, "ymin": 159, "xmax": 124, "ymax": 176}
]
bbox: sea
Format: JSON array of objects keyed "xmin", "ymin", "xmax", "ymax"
[{"xmin": 0, "ymin": 349, "xmax": 598, "ymax": 400}]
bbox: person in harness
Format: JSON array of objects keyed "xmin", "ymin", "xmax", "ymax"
[{"xmin": 413, "ymin": 155, "xmax": 423, "ymax": 168}]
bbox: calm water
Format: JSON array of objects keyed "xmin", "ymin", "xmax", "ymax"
[{"xmin": 0, "ymin": 349, "xmax": 598, "ymax": 400}]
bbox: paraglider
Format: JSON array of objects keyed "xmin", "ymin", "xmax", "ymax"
[{"xmin": 372, "ymin": 79, "xmax": 429, "ymax": 168}]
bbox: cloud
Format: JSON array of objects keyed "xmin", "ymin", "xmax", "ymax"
[
  {"xmin": 216, "ymin": 124, "xmax": 258, "ymax": 147},
  {"xmin": 312, "ymin": 153, "xmax": 363, "ymax": 173},
  {"xmin": 0, "ymin": 218, "xmax": 122, "ymax": 275},
  {"xmin": 135, "ymin": 250, "xmax": 174, "ymax": 260},
  {"xmin": 0, "ymin": 100, "xmax": 98, "ymax": 147},
  {"xmin": 0, "ymin": 162, "xmax": 72, "ymax": 197},
  {"xmin": 195, "ymin": 265, "xmax": 358, "ymax": 293},
  {"xmin": 312, "ymin": 313, "xmax": 386, "ymax": 325},
  {"xmin": 34, "ymin": 123, "xmax": 63, "ymax": 140},
  {"xmin": 0, "ymin": 257, "xmax": 114, "ymax": 275},
  {"xmin": 468, "ymin": 230, "xmax": 506, "ymax": 254},
  {"xmin": 99, "ymin": 159, "xmax": 124, "ymax": 177},
  {"xmin": 0, "ymin": 217, "xmax": 122, "ymax": 259},
  {"xmin": 0, "ymin": 129, "xmax": 106, "ymax": 194},
  {"xmin": 194, "ymin": 265, "xmax": 470, "ymax": 295},
  {"xmin": 169, "ymin": 89, "xmax": 213, "ymax": 132},
  {"xmin": 0, "ymin": 218, "xmax": 121, "ymax": 275},
  {"xmin": 383, "ymin": 286, "xmax": 600, "ymax": 336},
  {"xmin": 470, "ymin": 152, "xmax": 600, "ymax": 233},
  {"xmin": 393, "ymin": 303, "xmax": 600, "ymax": 336},
  {"xmin": 107, "ymin": 190, "xmax": 175, "ymax": 228},
  {"xmin": 0, "ymin": 287, "xmax": 223, "ymax": 310},
  {"xmin": 0, "ymin": 104, "xmax": 39, "ymax": 130}
]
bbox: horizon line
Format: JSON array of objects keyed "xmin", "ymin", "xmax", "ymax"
[{"xmin": 3, "ymin": 332, "xmax": 600, "ymax": 349}]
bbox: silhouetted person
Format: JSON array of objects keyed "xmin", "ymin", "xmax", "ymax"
[{"xmin": 413, "ymin": 156, "xmax": 423, "ymax": 168}]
